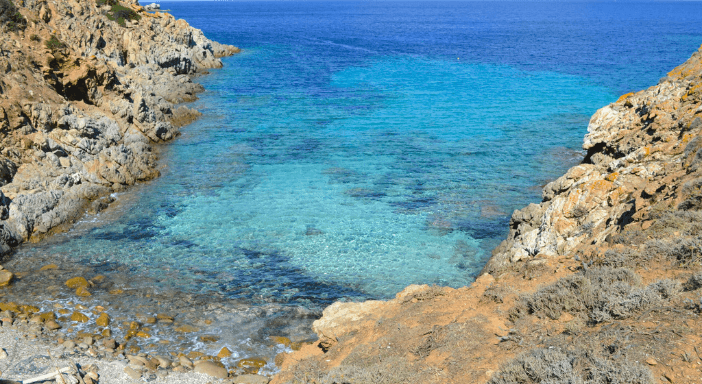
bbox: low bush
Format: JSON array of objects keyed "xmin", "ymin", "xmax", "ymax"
[
  {"xmin": 481, "ymin": 284, "xmax": 511, "ymax": 304},
  {"xmin": 96, "ymin": 0, "xmax": 119, "ymax": 6},
  {"xmin": 29, "ymin": 34, "xmax": 40, "ymax": 42},
  {"xmin": 488, "ymin": 347, "xmax": 654, "ymax": 384},
  {"xmin": 684, "ymin": 272, "xmax": 702, "ymax": 291},
  {"xmin": 0, "ymin": 0, "xmax": 26, "ymax": 32},
  {"xmin": 645, "ymin": 238, "xmax": 702, "ymax": 266},
  {"xmin": 513, "ymin": 267, "xmax": 680, "ymax": 323},
  {"xmin": 600, "ymin": 248, "xmax": 646, "ymax": 268},
  {"xmin": 45, "ymin": 35, "xmax": 66, "ymax": 51},
  {"xmin": 104, "ymin": 2, "xmax": 140, "ymax": 27}
]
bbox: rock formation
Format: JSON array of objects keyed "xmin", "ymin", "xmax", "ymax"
[
  {"xmin": 272, "ymin": 46, "xmax": 702, "ymax": 384},
  {"xmin": 0, "ymin": 0, "xmax": 239, "ymax": 254}
]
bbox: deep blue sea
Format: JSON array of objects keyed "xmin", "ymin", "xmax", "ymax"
[{"xmin": 8, "ymin": 0, "xmax": 702, "ymax": 369}]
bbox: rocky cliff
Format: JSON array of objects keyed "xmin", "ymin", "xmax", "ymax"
[
  {"xmin": 272, "ymin": 46, "xmax": 702, "ymax": 384},
  {"xmin": 0, "ymin": 0, "xmax": 239, "ymax": 255}
]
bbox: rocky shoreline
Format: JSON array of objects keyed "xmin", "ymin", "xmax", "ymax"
[
  {"xmin": 0, "ymin": 0, "xmax": 239, "ymax": 256},
  {"xmin": 271, "ymin": 46, "xmax": 702, "ymax": 383},
  {"xmin": 0, "ymin": 0, "xmax": 293, "ymax": 382}
]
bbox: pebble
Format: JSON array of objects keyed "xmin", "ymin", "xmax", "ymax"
[
  {"xmin": 0, "ymin": 348, "xmax": 7, "ymax": 359},
  {"xmin": 63, "ymin": 340, "xmax": 76, "ymax": 349}
]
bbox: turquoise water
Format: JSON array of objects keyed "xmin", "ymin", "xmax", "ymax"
[{"xmin": 7, "ymin": 0, "xmax": 702, "ymax": 365}]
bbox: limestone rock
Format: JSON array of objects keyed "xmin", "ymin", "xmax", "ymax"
[
  {"xmin": 0, "ymin": 270, "xmax": 13, "ymax": 287},
  {"xmin": 193, "ymin": 361, "xmax": 228, "ymax": 378}
]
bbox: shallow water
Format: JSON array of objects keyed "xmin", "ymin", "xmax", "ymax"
[{"xmin": 5, "ymin": 0, "xmax": 702, "ymax": 370}]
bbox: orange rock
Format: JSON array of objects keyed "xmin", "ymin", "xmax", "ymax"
[
  {"xmin": 200, "ymin": 335, "xmax": 220, "ymax": 343},
  {"xmin": 70, "ymin": 311, "xmax": 89, "ymax": 323},
  {"xmin": 136, "ymin": 331, "xmax": 151, "ymax": 338},
  {"xmin": 187, "ymin": 351, "xmax": 205, "ymax": 360},
  {"xmin": 96, "ymin": 313, "xmax": 110, "ymax": 327},
  {"xmin": 0, "ymin": 302, "xmax": 19, "ymax": 312},
  {"xmin": 40, "ymin": 264, "xmax": 58, "ymax": 271},
  {"xmin": 237, "ymin": 357, "xmax": 267, "ymax": 374},
  {"xmin": 174, "ymin": 324, "xmax": 198, "ymax": 333},
  {"xmin": 75, "ymin": 286, "xmax": 91, "ymax": 297},
  {"xmin": 269, "ymin": 336, "xmax": 292, "ymax": 347},
  {"xmin": 217, "ymin": 347, "xmax": 232, "ymax": 358},
  {"xmin": 65, "ymin": 277, "xmax": 89, "ymax": 289}
]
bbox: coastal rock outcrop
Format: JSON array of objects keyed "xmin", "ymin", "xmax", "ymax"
[
  {"xmin": 272, "ymin": 45, "xmax": 702, "ymax": 384},
  {"xmin": 0, "ymin": 0, "xmax": 239, "ymax": 254},
  {"xmin": 484, "ymin": 46, "xmax": 702, "ymax": 273}
]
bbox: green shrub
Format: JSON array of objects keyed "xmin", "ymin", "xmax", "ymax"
[
  {"xmin": 29, "ymin": 34, "xmax": 40, "ymax": 42},
  {"xmin": 0, "ymin": 0, "xmax": 27, "ymax": 32},
  {"xmin": 105, "ymin": 2, "xmax": 140, "ymax": 27},
  {"xmin": 45, "ymin": 35, "xmax": 66, "ymax": 51}
]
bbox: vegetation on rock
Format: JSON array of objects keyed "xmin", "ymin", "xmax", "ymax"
[
  {"xmin": 103, "ymin": 1, "xmax": 141, "ymax": 27},
  {"xmin": 0, "ymin": 0, "xmax": 26, "ymax": 32},
  {"xmin": 44, "ymin": 35, "xmax": 66, "ymax": 51}
]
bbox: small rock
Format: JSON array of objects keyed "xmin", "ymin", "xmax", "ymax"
[
  {"xmin": 0, "ymin": 348, "xmax": 7, "ymax": 359},
  {"xmin": 84, "ymin": 336, "xmax": 94, "ymax": 345},
  {"xmin": 232, "ymin": 374, "xmax": 271, "ymax": 384},
  {"xmin": 193, "ymin": 361, "xmax": 228, "ymax": 379},
  {"xmin": 217, "ymin": 347, "xmax": 232, "ymax": 358},
  {"xmin": 124, "ymin": 366, "xmax": 142, "ymax": 380},
  {"xmin": 269, "ymin": 336, "xmax": 292, "ymax": 347},
  {"xmin": 179, "ymin": 355, "xmax": 193, "ymax": 368},
  {"xmin": 45, "ymin": 320, "xmax": 61, "ymax": 330},
  {"xmin": 0, "ymin": 270, "xmax": 13, "ymax": 287},
  {"xmin": 70, "ymin": 312, "xmax": 89, "ymax": 323},
  {"xmin": 65, "ymin": 277, "xmax": 89, "ymax": 289},
  {"xmin": 40, "ymin": 264, "xmax": 58, "ymax": 271},
  {"xmin": 63, "ymin": 340, "xmax": 76, "ymax": 349},
  {"xmin": 103, "ymin": 338, "xmax": 116, "ymax": 349},
  {"xmin": 646, "ymin": 357, "xmax": 657, "ymax": 365},
  {"xmin": 155, "ymin": 356, "xmax": 171, "ymax": 368},
  {"xmin": 76, "ymin": 286, "xmax": 91, "ymax": 297}
]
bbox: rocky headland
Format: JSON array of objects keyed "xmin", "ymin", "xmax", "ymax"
[
  {"xmin": 272, "ymin": 46, "xmax": 702, "ymax": 383},
  {"xmin": 0, "ymin": 0, "xmax": 239, "ymax": 257},
  {"xmin": 0, "ymin": 0, "xmax": 285, "ymax": 382}
]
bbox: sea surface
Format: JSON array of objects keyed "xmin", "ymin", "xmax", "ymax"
[{"xmin": 6, "ymin": 0, "xmax": 702, "ymax": 372}]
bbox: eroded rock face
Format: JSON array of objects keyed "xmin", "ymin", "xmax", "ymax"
[
  {"xmin": 484, "ymin": 45, "xmax": 702, "ymax": 273},
  {"xmin": 0, "ymin": 0, "xmax": 240, "ymax": 254}
]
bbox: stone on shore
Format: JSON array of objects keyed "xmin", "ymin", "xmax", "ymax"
[
  {"xmin": 96, "ymin": 313, "xmax": 110, "ymax": 327},
  {"xmin": 0, "ymin": 270, "xmax": 13, "ymax": 287},
  {"xmin": 193, "ymin": 360, "xmax": 228, "ymax": 378},
  {"xmin": 65, "ymin": 277, "xmax": 89, "ymax": 289}
]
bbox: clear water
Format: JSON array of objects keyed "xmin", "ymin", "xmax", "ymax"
[{"xmin": 6, "ymin": 0, "xmax": 702, "ymax": 367}]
